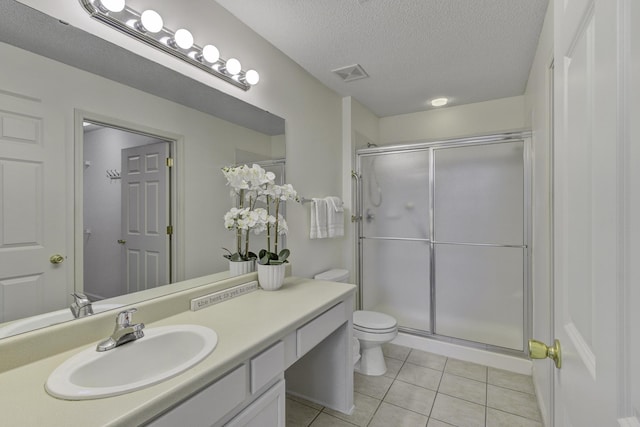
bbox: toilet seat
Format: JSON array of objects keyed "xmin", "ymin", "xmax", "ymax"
[
  {"xmin": 353, "ymin": 310, "xmax": 397, "ymax": 331},
  {"xmin": 354, "ymin": 324, "xmax": 397, "ymax": 334}
]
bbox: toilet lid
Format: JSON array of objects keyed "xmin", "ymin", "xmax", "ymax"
[{"xmin": 353, "ymin": 310, "xmax": 397, "ymax": 330}]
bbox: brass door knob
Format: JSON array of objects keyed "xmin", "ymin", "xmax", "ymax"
[
  {"xmin": 117, "ymin": 240, "xmax": 126, "ymax": 244},
  {"xmin": 529, "ymin": 338, "xmax": 562, "ymax": 368},
  {"xmin": 50, "ymin": 254, "xmax": 65, "ymax": 264}
]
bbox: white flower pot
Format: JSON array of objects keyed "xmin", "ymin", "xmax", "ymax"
[
  {"xmin": 257, "ymin": 263, "xmax": 286, "ymax": 291},
  {"xmin": 229, "ymin": 259, "xmax": 255, "ymax": 277}
]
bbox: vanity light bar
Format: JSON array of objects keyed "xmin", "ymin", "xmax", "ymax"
[{"xmin": 79, "ymin": 0, "xmax": 259, "ymax": 91}]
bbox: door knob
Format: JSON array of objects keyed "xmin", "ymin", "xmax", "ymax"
[
  {"xmin": 529, "ymin": 338, "xmax": 562, "ymax": 368},
  {"xmin": 117, "ymin": 239, "xmax": 126, "ymax": 244},
  {"xmin": 50, "ymin": 254, "xmax": 65, "ymax": 264}
]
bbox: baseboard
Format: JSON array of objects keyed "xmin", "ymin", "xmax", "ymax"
[{"xmin": 392, "ymin": 332, "xmax": 532, "ymax": 375}]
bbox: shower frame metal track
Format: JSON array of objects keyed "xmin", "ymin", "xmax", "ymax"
[{"xmin": 354, "ymin": 131, "xmax": 532, "ymax": 358}]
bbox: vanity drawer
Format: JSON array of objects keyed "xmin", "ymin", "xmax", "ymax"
[
  {"xmin": 147, "ymin": 364, "xmax": 247, "ymax": 427},
  {"xmin": 251, "ymin": 341, "xmax": 284, "ymax": 394},
  {"xmin": 296, "ymin": 302, "xmax": 346, "ymax": 357}
]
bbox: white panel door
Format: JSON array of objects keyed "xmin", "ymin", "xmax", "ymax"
[
  {"xmin": 553, "ymin": 0, "xmax": 623, "ymax": 424},
  {"xmin": 121, "ymin": 142, "xmax": 170, "ymax": 293},
  {"xmin": 0, "ymin": 90, "xmax": 68, "ymax": 322}
]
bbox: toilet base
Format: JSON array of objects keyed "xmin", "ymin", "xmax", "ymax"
[{"xmin": 354, "ymin": 344, "xmax": 387, "ymax": 376}]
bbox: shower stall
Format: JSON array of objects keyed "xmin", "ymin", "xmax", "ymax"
[{"xmin": 355, "ymin": 133, "xmax": 530, "ymax": 355}]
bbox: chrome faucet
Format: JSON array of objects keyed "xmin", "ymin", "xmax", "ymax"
[
  {"xmin": 70, "ymin": 292, "xmax": 94, "ymax": 318},
  {"xmin": 96, "ymin": 308, "xmax": 145, "ymax": 352}
]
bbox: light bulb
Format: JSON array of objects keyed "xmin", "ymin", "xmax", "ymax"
[
  {"xmin": 225, "ymin": 58, "xmax": 241, "ymax": 75},
  {"xmin": 202, "ymin": 45, "xmax": 220, "ymax": 63},
  {"xmin": 245, "ymin": 69, "xmax": 260, "ymax": 85},
  {"xmin": 140, "ymin": 10, "xmax": 163, "ymax": 33},
  {"xmin": 98, "ymin": 0, "xmax": 125, "ymax": 12},
  {"xmin": 431, "ymin": 97, "xmax": 448, "ymax": 107},
  {"xmin": 173, "ymin": 28, "xmax": 194, "ymax": 49}
]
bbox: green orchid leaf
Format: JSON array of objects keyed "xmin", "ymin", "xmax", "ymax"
[{"xmin": 278, "ymin": 249, "xmax": 290, "ymax": 262}]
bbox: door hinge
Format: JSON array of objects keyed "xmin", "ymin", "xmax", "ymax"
[
  {"xmin": 166, "ymin": 157, "xmax": 174, "ymax": 167},
  {"xmin": 166, "ymin": 225, "xmax": 173, "ymax": 235}
]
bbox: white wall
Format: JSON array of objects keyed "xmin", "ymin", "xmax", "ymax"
[
  {"xmin": 524, "ymin": 2, "xmax": 554, "ymax": 425},
  {"xmin": 340, "ymin": 97, "xmax": 381, "ymax": 290},
  {"xmin": 379, "ymin": 96, "xmax": 527, "ymax": 144},
  {"xmin": 15, "ymin": 0, "xmax": 347, "ymax": 280}
]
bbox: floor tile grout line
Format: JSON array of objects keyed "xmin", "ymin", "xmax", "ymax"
[
  {"xmin": 307, "ymin": 409, "xmax": 322, "ymax": 427},
  {"xmin": 363, "ymin": 396, "xmax": 383, "ymax": 427},
  {"xmin": 435, "ymin": 389, "xmax": 487, "ymax": 408},
  {"xmin": 484, "ymin": 402, "xmax": 544, "ymax": 424},
  {"xmin": 391, "ymin": 376, "xmax": 442, "ymax": 397},
  {"xmin": 486, "ymin": 381, "xmax": 537, "ymax": 396},
  {"xmin": 486, "ymin": 406, "xmax": 544, "ymax": 424},
  {"xmin": 314, "ymin": 411, "xmax": 361, "ymax": 427},
  {"xmin": 485, "ymin": 376, "xmax": 489, "ymax": 427}
]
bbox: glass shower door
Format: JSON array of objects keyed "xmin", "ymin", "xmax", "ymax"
[
  {"xmin": 360, "ymin": 150, "xmax": 431, "ymax": 332},
  {"xmin": 433, "ymin": 141, "xmax": 526, "ymax": 350}
]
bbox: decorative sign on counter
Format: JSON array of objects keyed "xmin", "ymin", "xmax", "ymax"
[{"xmin": 190, "ymin": 281, "xmax": 258, "ymax": 311}]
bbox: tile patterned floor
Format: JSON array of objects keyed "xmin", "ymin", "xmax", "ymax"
[{"xmin": 286, "ymin": 343, "xmax": 543, "ymax": 427}]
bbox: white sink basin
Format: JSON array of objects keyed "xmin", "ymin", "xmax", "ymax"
[
  {"xmin": 45, "ymin": 324, "xmax": 218, "ymax": 400},
  {"xmin": 0, "ymin": 304, "xmax": 123, "ymax": 338}
]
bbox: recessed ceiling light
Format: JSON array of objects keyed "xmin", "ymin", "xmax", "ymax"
[{"xmin": 431, "ymin": 97, "xmax": 448, "ymax": 107}]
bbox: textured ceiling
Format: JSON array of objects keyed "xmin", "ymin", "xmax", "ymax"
[{"xmin": 215, "ymin": 0, "xmax": 549, "ymax": 117}]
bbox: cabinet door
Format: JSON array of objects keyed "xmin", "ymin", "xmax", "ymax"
[
  {"xmin": 226, "ymin": 380, "xmax": 285, "ymax": 427},
  {"xmin": 146, "ymin": 365, "xmax": 247, "ymax": 427}
]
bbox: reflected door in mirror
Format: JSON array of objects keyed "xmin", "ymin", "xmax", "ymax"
[{"xmin": 121, "ymin": 142, "xmax": 171, "ymax": 293}]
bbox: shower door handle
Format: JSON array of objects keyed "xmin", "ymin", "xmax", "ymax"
[{"xmin": 365, "ymin": 209, "xmax": 375, "ymax": 222}]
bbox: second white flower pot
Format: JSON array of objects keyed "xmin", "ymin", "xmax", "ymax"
[
  {"xmin": 229, "ymin": 259, "xmax": 256, "ymax": 277},
  {"xmin": 257, "ymin": 263, "xmax": 286, "ymax": 291}
]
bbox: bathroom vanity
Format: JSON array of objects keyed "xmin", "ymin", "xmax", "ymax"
[{"xmin": 0, "ymin": 276, "xmax": 355, "ymax": 426}]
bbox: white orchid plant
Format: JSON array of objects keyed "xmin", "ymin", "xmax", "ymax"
[{"xmin": 222, "ymin": 164, "xmax": 298, "ymax": 265}]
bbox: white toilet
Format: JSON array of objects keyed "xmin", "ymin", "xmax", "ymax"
[{"xmin": 314, "ymin": 269, "xmax": 398, "ymax": 376}]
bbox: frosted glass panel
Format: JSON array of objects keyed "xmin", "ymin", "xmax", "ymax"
[
  {"xmin": 362, "ymin": 239, "xmax": 430, "ymax": 331},
  {"xmin": 434, "ymin": 142, "xmax": 524, "ymax": 245},
  {"xmin": 361, "ymin": 151, "xmax": 430, "ymax": 239},
  {"xmin": 434, "ymin": 245, "xmax": 524, "ymax": 350}
]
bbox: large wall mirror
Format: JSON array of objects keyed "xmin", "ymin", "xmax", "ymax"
[{"xmin": 0, "ymin": 0, "xmax": 285, "ymax": 338}]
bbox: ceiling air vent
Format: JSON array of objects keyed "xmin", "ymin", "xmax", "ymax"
[{"xmin": 332, "ymin": 64, "xmax": 369, "ymax": 82}]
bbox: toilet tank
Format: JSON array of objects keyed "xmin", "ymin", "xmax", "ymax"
[{"xmin": 314, "ymin": 269, "xmax": 350, "ymax": 283}]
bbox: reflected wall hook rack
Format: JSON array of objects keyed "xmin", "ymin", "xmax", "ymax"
[{"xmin": 106, "ymin": 169, "xmax": 121, "ymax": 180}]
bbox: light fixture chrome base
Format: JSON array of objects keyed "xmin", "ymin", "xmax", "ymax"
[{"xmin": 79, "ymin": 0, "xmax": 252, "ymax": 91}]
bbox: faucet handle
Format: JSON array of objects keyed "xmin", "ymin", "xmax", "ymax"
[
  {"xmin": 71, "ymin": 292, "xmax": 91, "ymax": 306},
  {"xmin": 116, "ymin": 308, "xmax": 138, "ymax": 327}
]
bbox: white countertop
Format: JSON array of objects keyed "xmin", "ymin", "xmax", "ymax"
[{"xmin": 0, "ymin": 277, "xmax": 355, "ymax": 427}]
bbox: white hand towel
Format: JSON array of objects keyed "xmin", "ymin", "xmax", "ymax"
[
  {"xmin": 310, "ymin": 198, "xmax": 328, "ymax": 239},
  {"xmin": 325, "ymin": 196, "xmax": 344, "ymax": 237}
]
